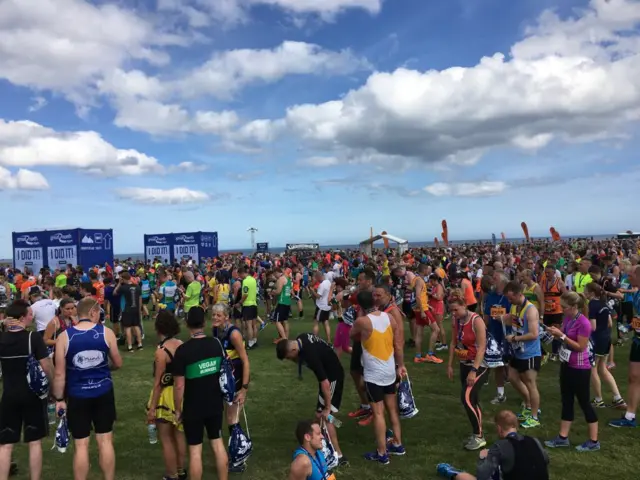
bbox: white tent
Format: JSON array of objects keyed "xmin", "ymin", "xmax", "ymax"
[{"xmin": 359, "ymin": 233, "xmax": 409, "ymax": 256}]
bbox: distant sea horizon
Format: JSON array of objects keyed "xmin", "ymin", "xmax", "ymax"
[{"xmin": 0, "ymin": 234, "xmax": 619, "ymax": 264}]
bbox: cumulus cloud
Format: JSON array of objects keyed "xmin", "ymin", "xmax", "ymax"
[
  {"xmin": 298, "ymin": 156, "xmax": 340, "ymax": 167},
  {"xmin": 423, "ymin": 181, "xmax": 506, "ymax": 197},
  {"xmin": 0, "ymin": 167, "xmax": 49, "ymax": 191},
  {"xmin": 116, "ymin": 187, "xmax": 210, "ymax": 204},
  {"xmin": 169, "ymin": 161, "xmax": 210, "ymax": 173},
  {"xmin": 0, "ymin": 119, "xmax": 164, "ymax": 176},
  {"xmin": 240, "ymin": 0, "xmax": 640, "ymax": 168}
]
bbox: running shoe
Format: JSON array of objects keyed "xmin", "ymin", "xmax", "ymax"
[
  {"xmin": 413, "ymin": 355, "xmax": 424, "ymax": 364},
  {"xmin": 516, "ymin": 408, "xmax": 532, "ymax": 421},
  {"xmin": 611, "ymin": 398, "xmax": 627, "ymax": 409},
  {"xmin": 358, "ymin": 413, "xmax": 373, "ymax": 427},
  {"xmin": 549, "ymin": 354, "xmax": 558, "ymax": 362},
  {"xmin": 591, "ymin": 398, "xmax": 606, "ymax": 408},
  {"xmin": 544, "ymin": 436, "xmax": 570, "ymax": 448},
  {"xmin": 609, "ymin": 416, "xmax": 637, "ymax": 428},
  {"xmin": 387, "ymin": 444, "xmax": 406, "ymax": 456},
  {"xmin": 259, "ymin": 322, "xmax": 267, "ymax": 332},
  {"xmin": 228, "ymin": 463, "xmax": 247, "ymax": 473},
  {"xmin": 520, "ymin": 417, "xmax": 541, "ymax": 429},
  {"xmin": 423, "ymin": 354, "xmax": 444, "ymax": 364},
  {"xmin": 177, "ymin": 469, "xmax": 187, "ymax": 480},
  {"xmin": 436, "ymin": 343, "xmax": 449, "ymax": 352},
  {"xmin": 337, "ymin": 456, "xmax": 350, "ymax": 467},
  {"xmin": 541, "ymin": 354, "xmax": 549, "ymax": 367},
  {"xmin": 464, "ymin": 435, "xmax": 486, "ymax": 451},
  {"xmin": 348, "ymin": 407, "xmax": 370, "ymax": 419},
  {"xmin": 436, "ymin": 463, "xmax": 463, "ymax": 479},
  {"xmin": 364, "ymin": 451, "xmax": 389, "ymax": 465},
  {"xmin": 575, "ymin": 440, "xmax": 600, "ymax": 452},
  {"xmin": 490, "ymin": 394, "xmax": 507, "ymax": 405}
]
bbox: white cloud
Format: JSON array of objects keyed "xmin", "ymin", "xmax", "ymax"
[
  {"xmin": 116, "ymin": 187, "xmax": 210, "ymax": 204},
  {"xmin": 0, "ymin": 167, "xmax": 49, "ymax": 191},
  {"xmin": 297, "ymin": 156, "xmax": 340, "ymax": 167},
  {"xmin": 0, "ymin": 119, "xmax": 164, "ymax": 176},
  {"xmin": 424, "ymin": 181, "xmax": 506, "ymax": 197},
  {"xmin": 178, "ymin": 41, "xmax": 370, "ymax": 100},
  {"xmin": 169, "ymin": 161, "xmax": 210, "ymax": 173},
  {"xmin": 28, "ymin": 96, "xmax": 48, "ymax": 113},
  {"xmin": 244, "ymin": 0, "xmax": 640, "ymax": 168}
]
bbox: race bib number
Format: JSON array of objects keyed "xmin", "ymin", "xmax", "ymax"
[
  {"xmin": 558, "ymin": 346, "xmax": 571, "ymax": 363},
  {"xmin": 490, "ymin": 306, "xmax": 506, "ymax": 318},
  {"xmin": 544, "ymin": 299, "xmax": 555, "ymax": 313},
  {"xmin": 632, "ymin": 317, "xmax": 640, "ymax": 333}
]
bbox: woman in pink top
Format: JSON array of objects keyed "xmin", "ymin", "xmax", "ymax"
[{"xmin": 545, "ymin": 292, "xmax": 600, "ymax": 452}]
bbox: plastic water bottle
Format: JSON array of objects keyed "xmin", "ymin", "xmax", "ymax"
[
  {"xmin": 327, "ymin": 414, "xmax": 342, "ymax": 428},
  {"xmin": 48, "ymin": 403, "xmax": 56, "ymax": 425},
  {"xmin": 147, "ymin": 423, "xmax": 158, "ymax": 444}
]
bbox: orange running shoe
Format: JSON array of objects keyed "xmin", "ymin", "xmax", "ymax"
[
  {"xmin": 424, "ymin": 354, "xmax": 443, "ymax": 364},
  {"xmin": 358, "ymin": 413, "xmax": 373, "ymax": 426},
  {"xmin": 413, "ymin": 355, "xmax": 426, "ymax": 364},
  {"xmin": 348, "ymin": 407, "xmax": 370, "ymax": 419}
]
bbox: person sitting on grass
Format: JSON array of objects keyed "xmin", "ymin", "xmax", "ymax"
[{"xmin": 436, "ymin": 410, "xmax": 549, "ymax": 480}]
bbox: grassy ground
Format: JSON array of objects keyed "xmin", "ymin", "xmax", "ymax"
[{"xmin": 5, "ymin": 297, "xmax": 637, "ymax": 479}]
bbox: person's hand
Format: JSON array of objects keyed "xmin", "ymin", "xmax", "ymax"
[
  {"xmin": 235, "ymin": 389, "xmax": 247, "ymax": 406},
  {"xmin": 466, "ymin": 370, "xmax": 477, "ymax": 387},
  {"xmin": 547, "ymin": 326, "xmax": 563, "ymax": 338},
  {"xmin": 55, "ymin": 400, "xmax": 67, "ymax": 416},
  {"xmin": 479, "ymin": 448, "xmax": 489, "ymax": 460},
  {"xmin": 146, "ymin": 407, "xmax": 156, "ymax": 424},
  {"xmin": 420, "ymin": 311, "xmax": 426, "ymax": 320},
  {"xmin": 396, "ymin": 364, "xmax": 408, "ymax": 379},
  {"xmin": 447, "ymin": 364, "xmax": 454, "ymax": 381},
  {"xmin": 317, "ymin": 407, "xmax": 331, "ymax": 421},
  {"xmin": 505, "ymin": 334, "xmax": 515, "ymax": 343},
  {"xmin": 174, "ymin": 410, "xmax": 182, "ymax": 424}
]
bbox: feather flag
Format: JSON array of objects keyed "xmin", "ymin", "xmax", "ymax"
[
  {"xmin": 501, "ymin": 232, "xmax": 506, "ymax": 241},
  {"xmin": 521, "ymin": 222, "xmax": 530, "ymax": 243},
  {"xmin": 434, "ymin": 237, "xmax": 439, "ymax": 247},
  {"xmin": 381, "ymin": 230, "xmax": 390, "ymax": 249},
  {"xmin": 441, "ymin": 220, "xmax": 449, "ymax": 246}
]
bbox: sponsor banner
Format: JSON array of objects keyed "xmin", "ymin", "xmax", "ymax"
[
  {"xmin": 144, "ymin": 234, "xmax": 172, "ymax": 264},
  {"xmin": 199, "ymin": 231, "xmax": 219, "ymax": 259},
  {"xmin": 256, "ymin": 242, "xmax": 269, "ymax": 253},
  {"xmin": 286, "ymin": 243, "xmax": 319, "ymax": 252},
  {"xmin": 12, "ymin": 231, "xmax": 47, "ymax": 272},
  {"xmin": 174, "ymin": 243, "xmax": 199, "ymax": 261},
  {"xmin": 47, "ymin": 245, "xmax": 78, "ymax": 269},
  {"xmin": 78, "ymin": 229, "xmax": 114, "ymax": 270}
]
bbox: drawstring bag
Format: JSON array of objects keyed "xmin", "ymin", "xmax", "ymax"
[
  {"xmin": 397, "ymin": 374, "xmax": 419, "ymax": 419},
  {"xmin": 538, "ymin": 325, "xmax": 554, "ymax": 345},
  {"xmin": 484, "ymin": 332, "xmax": 505, "ymax": 369},
  {"xmin": 53, "ymin": 409, "xmax": 70, "ymax": 453},
  {"xmin": 214, "ymin": 337, "xmax": 236, "ymax": 404},
  {"xmin": 26, "ymin": 332, "xmax": 50, "ymax": 399},
  {"xmin": 501, "ymin": 320, "xmax": 515, "ymax": 362},
  {"xmin": 229, "ymin": 407, "xmax": 253, "ymax": 468},
  {"xmin": 320, "ymin": 419, "xmax": 338, "ymax": 470}
]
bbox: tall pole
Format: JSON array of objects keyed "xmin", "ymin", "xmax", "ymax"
[{"xmin": 247, "ymin": 227, "xmax": 258, "ymax": 250}]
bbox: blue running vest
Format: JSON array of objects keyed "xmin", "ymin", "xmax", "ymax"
[{"xmin": 65, "ymin": 322, "xmax": 113, "ymax": 398}]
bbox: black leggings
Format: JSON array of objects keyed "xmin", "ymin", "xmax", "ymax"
[
  {"xmin": 459, "ymin": 363, "xmax": 489, "ymax": 436},
  {"xmin": 560, "ymin": 363, "xmax": 597, "ymax": 424}
]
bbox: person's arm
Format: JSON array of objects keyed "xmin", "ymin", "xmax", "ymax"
[
  {"xmin": 272, "ymin": 277, "xmax": 284, "ymax": 296},
  {"xmin": 239, "ymin": 281, "xmax": 248, "ymax": 305},
  {"xmin": 516, "ymin": 307, "xmax": 540, "ymax": 342},
  {"xmin": 390, "ymin": 308, "xmax": 405, "ymax": 372},
  {"xmin": 475, "ymin": 443, "xmax": 504, "ymax": 480},
  {"xmin": 551, "ymin": 321, "xmax": 590, "ymax": 352},
  {"xmin": 535, "ymin": 285, "xmax": 544, "ymax": 318},
  {"xmin": 147, "ymin": 348, "xmax": 168, "ymax": 423},
  {"xmin": 105, "ymin": 328, "xmax": 123, "ymax": 370},
  {"xmin": 350, "ymin": 316, "xmax": 367, "ymax": 340},
  {"xmin": 415, "ymin": 279, "xmax": 425, "ymax": 312},
  {"xmin": 172, "ymin": 347, "xmax": 185, "ymax": 422},
  {"xmin": 288, "ymin": 455, "xmax": 312, "ymax": 480},
  {"xmin": 447, "ymin": 318, "xmax": 456, "ymax": 381},
  {"xmin": 53, "ymin": 332, "xmax": 69, "ymax": 406},
  {"xmin": 472, "ymin": 316, "xmax": 486, "ymax": 371},
  {"xmin": 43, "ymin": 317, "xmax": 59, "ymax": 347},
  {"xmin": 230, "ymin": 330, "xmax": 250, "ymax": 405},
  {"xmin": 33, "ymin": 332, "xmax": 53, "ymax": 379}
]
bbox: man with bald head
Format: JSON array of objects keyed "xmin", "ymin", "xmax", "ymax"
[
  {"xmin": 610, "ymin": 264, "xmax": 640, "ymax": 428},
  {"xmin": 437, "ymin": 410, "xmax": 549, "ymax": 480}
]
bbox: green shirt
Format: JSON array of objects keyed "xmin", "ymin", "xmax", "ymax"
[
  {"xmin": 278, "ymin": 277, "xmax": 292, "ymax": 306},
  {"xmin": 185, "ymin": 281, "xmax": 202, "ymax": 312},
  {"xmin": 55, "ymin": 273, "xmax": 67, "ymax": 288},
  {"xmin": 242, "ymin": 276, "xmax": 257, "ymax": 307},
  {"xmin": 574, "ymin": 273, "xmax": 592, "ymax": 294}
]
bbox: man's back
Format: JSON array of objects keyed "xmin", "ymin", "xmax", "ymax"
[{"xmin": 477, "ymin": 433, "xmax": 549, "ymax": 480}]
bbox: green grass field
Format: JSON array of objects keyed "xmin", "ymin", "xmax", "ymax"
[{"xmin": 5, "ymin": 298, "xmax": 638, "ymax": 479}]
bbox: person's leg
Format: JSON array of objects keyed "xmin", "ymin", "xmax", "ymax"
[
  {"xmin": 455, "ymin": 474, "xmax": 478, "ymax": 480},
  {"xmin": 428, "ymin": 321, "xmax": 439, "ymax": 354},
  {"xmin": 158, "ymin": 422, "xmax": 178, "ymax": 478},
  {"xmin": 369, "ymin": 398, "xmax": 386, "ymax": 455},
  {"xmin": 559, "ymin": 364, "xmax": 575, "ymax": 437},
  {"xmin": 382, "ymin": 393, "xmax": 402, "ymax": 446},
  {"xmin": 436, "ymin": 315, "xmax": 446, "ymax": 344},
  {"xmin": 467, "ymin": 367, "xmax": 488, "ymax": 437},
  {"xmin": 174, "ymin": 427, "xmax": 187, "ymax": 475},
  {"xmin": 210, "ymin": 438, "xmax": 229, "ymax": 480},
  {"xmin": 592, "ymin": 358, "xmax": 604, "ymax": 400},
  {"xmin": 27, "ymin": 441, "xmax": 42, "ymax": 480},
  {"xmin": 312, "ymin": 319, "xmax": 320, "ymax": 336},
  {"xmin": 125, "ymin": 326, "xmax": 133, "ymax": 348},
  {"xmin": 414, "ymin": 325, "xmax": 424, "ymax": 359},
  {"xmin": 325, "ymin": 422, "xmax": 342, "ymax": 457},
  {"xmin": 627, "ymin": 361, "xmax": 640, "ymax": 416},
  {"xmin": 284, "ymin": 320, "xmax": 290, "ymax": 340},
  {"xmin": 188, "ymin": 445, "xmax": 203, "ymax": 480},
  {"xmin": 521, "ymin": 369, "xmax": 540, "ymax": 418},
  {"xmin": 0, "ymin": 444, "xmax": 14, "ymax": 480},
  {"xmin": 599, "ymin": 357, "xmax": 622, "ymax": 399},
  {"xmin": 275, "ymin": 319, "xmax": 286, "ymax": 340},
  {"xmin": 134, "ymin": 325, "xmax": 142, "ymax": 346},
  {"xmin": 575, "ymin": 369, "xmax": 598, "ymax": 440},
  {"xmin": 73, "ymin": 438, "xmax": 91, "ymax": 480},
  {"xmin": 323, "ymin": 318, "xmax": 331, "ymax": 344},
  {"xmin": 508, "ymin": 366, "xmax": 530, "ymax": 407},
  {"xmin": 95, "ymin": 433, "xmax": 116, "ymax": 480},
  {"xmin": 460, "ymin": 364, "xmax": 481, "ymax": 436}
]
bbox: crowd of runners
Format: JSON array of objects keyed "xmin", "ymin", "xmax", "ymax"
[{"xmin": 0, "ymin": 235, "xmax": 639, "ymax": 480}]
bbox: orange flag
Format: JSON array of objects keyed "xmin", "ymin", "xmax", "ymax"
[
  {"xmin": 521, "ymin": 222, "xmax": 530, "ymax": 243},
  {"xmin": 381, "ymin": 230, "xmax": 389, "ymax": 249},
  {"xmin": 434, "ymin": 237, "xmax": 439, "ymax": 247},
  {"xmin": 441, "ymin": 220, "xmax": 449, "ymax": 246}
]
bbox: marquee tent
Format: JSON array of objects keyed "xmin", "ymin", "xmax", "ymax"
[{"xmin": 359, "ymin": 233, "xmax": 409, "ymax": 256}]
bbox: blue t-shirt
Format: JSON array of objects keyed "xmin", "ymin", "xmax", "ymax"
[
  {"xmin": 104, "ymin": 284, "xmax": 121, "ymax": 318},
  {"xmin": 620, "ymin": 275, "xmax": 634, "ymax": 303}
]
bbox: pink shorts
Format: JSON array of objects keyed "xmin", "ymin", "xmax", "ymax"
[{"xmin": 334, "ymin": 322, "xmax": 352, "ymax": 351}]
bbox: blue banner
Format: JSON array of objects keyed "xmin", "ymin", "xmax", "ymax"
[
  {"xmin": 256, "ymin": 242, "xmax": 269, "ymax": 253},
  {"xmin": 172, "ymin": 232, "xmax": 199, "ymax": 262},
  {"xmin": 13, "ymin": 228, "xmax": 113, "ymax": 272},
  {"xmin": 144, "ymin": 233, "xmax": 173, "ymax": 265},
  {"xmin": 199, "ymin": 232, "xmax": 219, "ymax": 259},
  {"xmin": 491, "ymin": 233, "xmax": 497, "ymax": 246},
  {"xmin": 12, "ymin": 231, "xmax": 48, "ymax": 273}
]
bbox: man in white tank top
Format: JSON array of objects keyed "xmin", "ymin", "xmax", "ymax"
[{"xmin": 350, "ymin": 290, "xmax": 405, "ymax": 465}]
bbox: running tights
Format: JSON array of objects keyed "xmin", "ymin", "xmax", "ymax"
[
  {"xmin": 560, "ymin": 363, "xmax": 598, "ymax": 424},
  {"xmin": 459, "ymin": 363, "xmax": 489, "ymax": 436}
]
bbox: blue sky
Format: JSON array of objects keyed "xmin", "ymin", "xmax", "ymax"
[{"xmin": 1, "ymin": 0, "xmax": 639, "ymax": 256}]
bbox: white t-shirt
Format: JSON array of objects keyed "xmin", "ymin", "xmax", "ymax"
[
  {"xmin": 32, "ymin": 298, "xmax": 57, "ymax": 332},
  {"xmin": 316, "ymin": 280, "xmax": 332, "ymax": 311}
]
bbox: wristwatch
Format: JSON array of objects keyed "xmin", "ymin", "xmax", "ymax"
[
  {"xmin": 241, "ymin": 383, "xmax": 249, "ymax": 390},
  {"xmin": 469, "ymin": 367, "xmax": 478, "ymax": 373},
  {"xmin": 560, "ymin": 334, "xmax": 566, "ymax": 342}
]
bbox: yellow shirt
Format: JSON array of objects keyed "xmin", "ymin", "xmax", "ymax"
[{"xmin": 208, "ymin": 278, "xmax": 217, "ymax": 297}]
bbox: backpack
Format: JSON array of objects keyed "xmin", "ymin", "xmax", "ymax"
[
  {"xmin": 26, "ymin": 332, "xmax": 50, "ymax": 399},
  {"xmin": 484, "ymin": 331, "xmax": 505, "ymax": 369},
  {"xmin": 397, "ymin": 373, "xmax": 419, "ymax": 419},
  {"xmin": 228, "ymin": 407, "xmax": 253, "ymax": 468}
]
